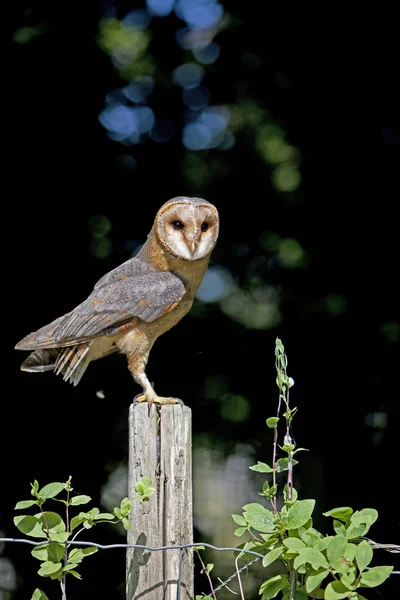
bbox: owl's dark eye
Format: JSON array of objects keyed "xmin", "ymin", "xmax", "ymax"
[
  {"xmin": 172, "ymin": 220, "xmax": 184, "ymax": 230},
  {"xmin": 201, "ymin": 222, "xmax": 209, "ymax": 232}
]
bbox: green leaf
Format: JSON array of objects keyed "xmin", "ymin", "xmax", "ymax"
[
  {"xmin": 38, "ymin": 483, "xmax": 66, "ymax": 499},
  {"xmin": 14, "ymin": 515, "xmax": 47, "ymax": 539},
  {"xmin": 333, "ymin": 520, "xmax": 347, "ymax": 535},
  {"xmin": 70, "ymin": 515, "xmax": 86, "ymax": 532},
  {"xmin": 323, "ymin": 507, "xmax": 353, "ymax": 522},
  {"xmin": 206, "ymin": 563, "xmax": 214, "ymax": 573},
  {"xmin": 262, "ymin": 546, "xmax": 284, "ymax": 568},
  {"xmin": 63, "ymin": 563, "xmax": 80, "ymax": 572},
  {"xmin": 120, "ymin": 497, "xmax": 132, "ymax": 515},
  {"xmin": 360, "ymin": 565, "xmax": 393, "ymax": 587},
  {"xmin": 50, "ymin": 532, "xmax": 69, "ymax": 543},
  {"xmin": 346, "ymin": 509, "xmax": 378, "ymax": 540},
  {"xmin": 283, "ymin": 485, "xmax": 298, "ymax": 505},
  {"xmin": 293, "ymin": 548, "xmax": 329, "ymax": 570},
  {"xmin": 66, "ymin": 569, "xmax": 81, "ymax": 579},
  {"xmin": 122, "ymin": 517, "xmax": 131, "ymax": 530},
  {"xmin": 293, "ymin": 447, "xmax": 309, "ymax": 455},
  {"xmin": 232, "ymin": 514, "xmax": 247, "ymax": 526},
  {"xmin": 283, "ymin": 538, "xmax": 305, "ymax": 552},
  {"xmin": 38, "ymin": 561, "xmax": 62, "ymax": 576},
  {"xmin": 325, "ymin": 581, "xmax": 354, "ymax": 599},
  {"xmin": 259, "ymin": 574, "xmax": 288, "ymax": 599},
  {"xmin": 286, "ymin": 499, "xmax": 315, "ymax": 529},
  {"xmin": 68, "ymin": 547, "xmax": 98, "ymax": 564},
  {"xmin": 355, "ymin": 540, "xmax": 373, "ymax": 572},
  {"xmin": 35, "ymin": 512, "xmax": 65, "ymax": 535},
  {"xmin": 31, "ymin": 545, "xmax": 49, "ymax": 562},
  {"xmin": 234, "ymin": 527, "xmax": 247, "ymax": 537},
  {"xmin": 193, "ymin": 546, "xmax": 205, "ymax": 551},
  {"xmin": 31, "ymin": 589, "xmax": 49, "ymax": 600},
  {"xmin": 266, "ymin": 417, "xmax": 279, "ymax": 428},
  {"xmin": 305, "ymin": 569, "xmax": 329, "ymax": 593},
  {"xmin": 70, "ymin": 495, "xmax": 91, "ymax": 506},
  {"xmin": 114, "ymin": 507, "xmax": 122, "ymax": 519},
  {"xmin": 15, "ymin": 500, "xmax": 38, "ymax": 510},
  {"xmin": 31, "ymin": 480, "xmax": 40, "ymax": 495},
  {"xmin": 94, "ymin": 512, "xmax": 115, "ymax": 520},
  {"xmin": 345, "ymin": 543, "xmax": 356, "ymax": 561},
  {"xmin": 249, "ymin": 461, "xmax": 274, "ymax": 473},
  {"xmin": 340, "ymin": 570, "xmax": 357, "ymax": 591},
  {"xmin": 327, "ymin": 536, "xmax": 351, "ymax": 573},
  {"xmin": 314, "ymin": 536, "xmax": 335, "ymax": 552},
  {"xmin": 276, "ymin": 458, "xmax": 299, "ymax": 472},
  {"xmin": 32, "ymin": 543, "xmax": 65, "ymax": 562},
  {"xmin": 243, "ymin": 503, "xmax": 274, "ymax": 533},
  {"xmin": 281, "ymin": 444, "xmax": 295, "ymax": 453},
  {"xmin": 140, "ymin": 476, "xmax": 152, "ymax": 488}
]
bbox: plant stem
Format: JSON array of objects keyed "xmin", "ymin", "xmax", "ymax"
[
  {"xmin": 196, "ymin": 551, "xmax": 217, "ymax": 600},
  {"xmin": 289, "ymin": 563, "xmax": 296, "ymax": 600},
  {"xmin": 272, "ymin": 425, "xmax": 278, "ymax": 514},
  {"xmin": 235, "ymin": 551, "xmax": 246, "ymax": 600},
  {"xmin": 40, "ymin": 505, "xmax": 58, "ymax": 563},
  {"xmin": 60, "ymin": 576, "xmax": 67, "ymax": 600}
]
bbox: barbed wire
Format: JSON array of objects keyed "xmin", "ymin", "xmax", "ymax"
[{"xmin": 1, "ymin": 537, "xmax": 399, "ymax": 600}]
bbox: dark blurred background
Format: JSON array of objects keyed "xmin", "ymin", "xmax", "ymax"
[{"xmin": 2, "ymin": 1, "xmax": 399, "ymax": 598}]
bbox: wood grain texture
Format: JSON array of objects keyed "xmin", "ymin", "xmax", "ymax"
[{"xmin": 126, "ymin": 403, "xmax": 193, "ymax": 600}]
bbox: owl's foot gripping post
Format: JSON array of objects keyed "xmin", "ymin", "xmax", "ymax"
[
  {"xmin": 133, "ymin": 392, "xmax": 184, "ymax": 406},
  {"xmin": 129, "ymin": 356, "xmax": 184, "ymax": 407}
]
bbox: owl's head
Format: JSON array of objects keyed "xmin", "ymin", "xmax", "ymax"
[{"xmin": 155, "ymin": 196, "xmax": 219, "ymax": 261}]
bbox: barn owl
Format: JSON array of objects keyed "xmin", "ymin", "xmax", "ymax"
[{"xmin": 15, "ymin": 196, "xmax": 219, "ymax": 405}]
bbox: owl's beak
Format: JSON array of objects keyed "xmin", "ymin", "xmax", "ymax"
[{"xmin": 188, "ymin": 240, "xmax": 197, "ymax": 254}]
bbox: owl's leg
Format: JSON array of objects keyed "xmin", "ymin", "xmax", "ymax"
[{"xmin": 128, "ymin": 354, "xmax": 183, "ymax": 406}]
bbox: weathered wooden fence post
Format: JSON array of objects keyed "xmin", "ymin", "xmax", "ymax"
[{"xmin": 126, "ymin": 403, "xmax": 194, "ymax": 600}]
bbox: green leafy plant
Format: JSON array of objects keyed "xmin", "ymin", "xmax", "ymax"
[
  {"xmin": 14, "ymin": 475, "xmax": 153, "ymax": 600},
  {"xmin": 228, "ymin": 339, "xmax": 394, "ymax": 599}
]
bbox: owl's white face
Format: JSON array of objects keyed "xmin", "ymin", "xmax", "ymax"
[{"xmin": 156, "ymin": 198, "xmax": 219, "ymax": 261}]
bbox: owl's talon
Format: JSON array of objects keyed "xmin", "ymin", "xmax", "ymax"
[
  {"xmin": 133, "ymin": 393, "xmax": 148, "ymax": 405},
  {"xmin": 133, "ymin": 393, "xmax": 184, "ymax": 406}
]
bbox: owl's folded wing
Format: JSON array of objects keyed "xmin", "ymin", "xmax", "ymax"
[
  {"xmin": 15, "ymin": 271, "xmax": 186, "ymax": 350},
  {"xmin": 93, "ymin": 256, "xmax": 157, "ymax": 290}
]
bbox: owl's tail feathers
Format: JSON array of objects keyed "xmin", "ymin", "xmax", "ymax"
[
  {"xmin": 20, "ymin": 349, "xmax": 59, "ymax": 373},
  {"xmin": 15, "ymin": 315, "xmax": 66, "ymax": 350},
  {"xmin": 20, "ymin": 343, "xmax": 91, "ymax": 386}
]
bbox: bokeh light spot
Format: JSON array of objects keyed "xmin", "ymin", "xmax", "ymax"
[
  {"xmin": 134, "ymin": 106, "xmax": 155, "ymax": 133},
  {"xmin": 173, "ymin": 62, "xmax": 204, "ymax": 88},
  {"xmin": 89, "ymin": 215, "xmax": 112, "ymax": 237},
  {"xmin": 175, "ymin": 0, "xmax": 223, "ymax": 29},
  {"xmin": 183, "ymin": 122, "xmax": 211, "ymax": 150},
  {"xmin": 122, "ymin": 9, "xmax": 152, "ymax": 29},
  {"xmin": 99, "ymin": 105, "xmax": 138, "ymax": 138},
  {"xmin": 380, "ymin": 321, "xmax": 400, "ymax": 342},
  {"xmin": 277, "ymin": 238, "xmax": 304, "ymax": 268},
  {"xmin": 123, "ymin": 76, "xmax": 154, "ymax": 102},
  {"xmin": 89, "ymin": 238, "xmax": 113, "ymax": 260},
  {"xmin": 220, "ymin": 394, "xmax": 250, "ymax": 423},
  {"xmin": 193, "ymin": 42, "xmax": 220, "ymax": 64},
  {"xmin": 221, "ymin": 289, "xmax": 281, "ymax": 330},
  {"xmin": 271, "ymin": 164, "xmax": 302, "ymax": 192},
  {"xmin": 146, "ymin": 0, "xmax": 175, "ymax": 17},
  {"xmin": 196, "ymin": 266, "xmax": 235, "ymax": 303},
  {"xmin": 323, "ymin": 294, "xmax": 347, "ymax": 316}
]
